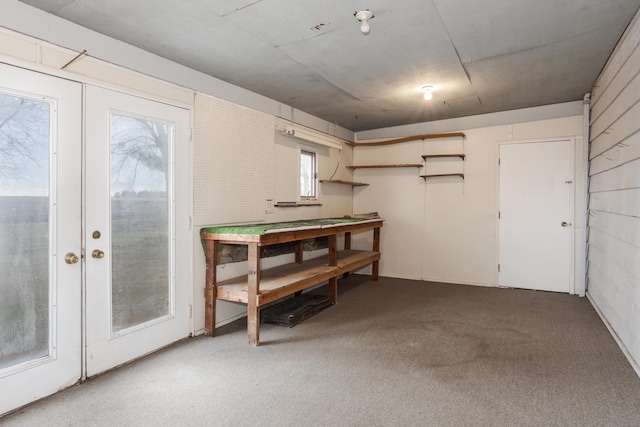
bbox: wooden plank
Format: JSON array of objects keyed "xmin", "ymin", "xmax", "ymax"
[
  {"xmin": 420, "ymin": 173, "xmax": 465, "ymax": 179},
  {"xmin": 216, "ymin": 250, "xmax": 380, "ymax": 304},
  {"xmin": 591, "ymin": 57, "xmax": 640, "ymax": 137},
  {"xmin": 335, "ymin": 250, "xmax": 380, "ymax": 275},
  {"xmin": 422, "ymin": 154, "xmax": 465, "ymax": 160},
  {"xmin": 590, "ymin": 101, "xmax": 640, "ymax": 161},
  {"xmin": 344, "ymin": 132, "xmax": 465, "ymax": 146},
  {"xmin": 218, "ymin": 262, "xmax": 335, "ymax": 300},
  {"xmin": 258, "ymin": 219, "xmax": 384, "ymax": 246},
  {"xmin": 200, "ymin": 232, "xmax": 261, "ymax": 244},
  {"xmin": 331, "ymin": 220, "xmax": 383, "ymax": 235},
  {"xmin": 590, "ymin": 158, "xmax": 640, "ymax": 193},
  {"xmin": 588, "ymin": 245, "xmax": 637, "ymax": 304},
  {"xmin": 588, "ymin": 228, "xmax": 640, "ymax": 279},
  {"xmin": 590, "ymin": 131, "xmax": 640, "ymax": 175},
  {"xmin": 204, "ymin": 240, "xmax": 217, "ymax": 337},
  {"xmin": 346, "ymin": 164, "xmax": 423, "ymax": 169},
  {"xmin": 247, "ymin": 243, "xmax": 260, "ymax": 346},
  {"xmin": 258, "ymin": 267, "xmax": 339, "ymax": 306},
  {"xmin": 591, "ymin": 20, "xmax": 640, "ymax": 114},
  {"xmin": 587, "ymin": 260, "xmax": 632, "ymax": 331},
  {"xmin": 589, "ymin": 188, "xmax": 640, "ymax": 217},
  {"xmin": 319, "ymin": 179, "xmax": 369, "ymax": 186},
  {"xmin": 589, "ymin": 209, "xmax": 640, "ymax": 248}
]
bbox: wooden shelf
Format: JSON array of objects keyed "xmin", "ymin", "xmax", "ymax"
[
  {"xmin": 420, "ymin": 173, "xmax": 464, "ymax": 179},
  {"xmin": 345, "ymin": 132, "xmax": 466, "ymax": 147},
  {"xmin": 319, "ymin": 179, "xmax": 369, "ymax": 186},
  {"xmin": 422, "ymin": 154, "xmax": 465, "ymax": 160},
  {"xmin": 346, "ymin": 164, "xmax": 423, "ymax": 169},
  {"xmin": 216, "ymin": 250, "xmax": 380, "ymax": 306},
  {"xmin": 275, "ymin": 202, "xmax": 322, "ymax": 207}
]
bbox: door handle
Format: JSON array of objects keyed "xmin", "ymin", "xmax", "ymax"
[
  {"xmin": 561, "ymin": 221, "xmax": 571, "ymax": 227},
  {"xmin": 65, "ymin": 252, "xmax": 80, "ymax": 264},
  {"xmin": 92, "ymin": 249, "xmax": 105, "ymax": 259}
]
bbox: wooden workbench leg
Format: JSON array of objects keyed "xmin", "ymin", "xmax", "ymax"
[
  {"xmin": 247, "ymin": 242, "xmax": 261, "ymax": 346},
  {"xmin": 204, "ymin": 240, "xmax": 218, "ymax": 337},
  {"xmin": 294, "ymin": 241, "xmax": 304, "ymax": 297},
  {"xmin": 328, "ymin": 234, "xmax": 338, "ymax": 303},
  {"xmin": 344, "ymin": 232, "xmax": 351, "ymax": 250},
  {"xmin": 372, "ymin": 227, "xmax": 380, "ymax": 281},
  {"xmin": 343, "ymin": 232, "xmax": 351, "ymax": 278},
  {"xmin": 295, "ymin": 240, "xmax": 303, "ymax": 263}
]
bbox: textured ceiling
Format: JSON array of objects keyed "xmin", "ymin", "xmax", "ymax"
[{"xmin": 19, "ymin": 0, "xmax": 640, "ymax": 131}]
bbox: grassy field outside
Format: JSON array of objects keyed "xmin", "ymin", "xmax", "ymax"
[{"xmin": 0, "ymin": 195, "xmax": 171, "ymax": 369}]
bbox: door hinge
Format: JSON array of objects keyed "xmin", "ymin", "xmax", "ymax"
[
  {"xmin": 498, "ymin": 158, "xmax": 501, "ymax": 165},
  {"xmin": 498, "ymin": 211, "xmax": 501, "ymax": 219},
  {"xmin": 189, "ymin": 304, "xmax": 193, "ymax": 319},
  {"xmin": 498, "ymin": 264, "xmax": 501, "ymax": 272}
]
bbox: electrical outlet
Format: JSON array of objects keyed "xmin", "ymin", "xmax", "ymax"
[{"xmin": 265, "ymin": 199, "xmax": 274, "ymax": 214}]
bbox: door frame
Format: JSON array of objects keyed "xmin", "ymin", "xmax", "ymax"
[{"xmin": 496, "ymin": 136, "xmax": 587, "ymax": 295}]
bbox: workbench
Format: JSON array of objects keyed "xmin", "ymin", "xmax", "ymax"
[{"xmin": 200, "ymin": 217, "xmax": 383, "ymax": 345}]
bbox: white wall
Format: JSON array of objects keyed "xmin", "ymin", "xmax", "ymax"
[
  {"xmin": 353, "ymin": 108, "xmax": 584, "ymax": 289},
  {"xmin": 586, "ymin": 9, "xmax": 640, "ymax": 376}
]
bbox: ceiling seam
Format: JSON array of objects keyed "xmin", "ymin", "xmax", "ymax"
[{"xmin": 431, "ymin": 0, "xmax": 473, "ymax": 86}]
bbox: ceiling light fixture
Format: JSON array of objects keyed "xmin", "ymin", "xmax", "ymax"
[
  {"xmin": 422, "ymin": 85, "xmax": 434, "ymax": 101},
  {"xmin": 354, "ymin": 10, "xmax": 374, "ymax": 35}
]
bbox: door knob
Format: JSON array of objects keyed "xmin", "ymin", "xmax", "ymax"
[
  {"xmin": 65, "ymin": 252, "xmax": 79, "ymax": 264},
  {"xmin": 92, "ymin": 249, "xmax": 105, "ymax": 259},
  {"xmin": 561, "ymin": 221, "xmax": 571, "ymax": 227}
]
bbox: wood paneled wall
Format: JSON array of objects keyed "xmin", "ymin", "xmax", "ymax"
[{"xmin": 587, "ymin": 10, "xmax": 640, "ymax": 374}]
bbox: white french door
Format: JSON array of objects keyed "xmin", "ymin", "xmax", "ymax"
[
  {"xmin": 0, "ymin": 67, "xmax": 191, "ymax": 415},
  {"xmin": 498, "ymin": 139, "xmax": 575, "ymax": 293},
  {"xmin": 0, "ymin": 65, "xmax": 82, "ymax": 414},
  {"xmin": 84, "ymin": 85, "xmax": 191, "ymax": 376}
]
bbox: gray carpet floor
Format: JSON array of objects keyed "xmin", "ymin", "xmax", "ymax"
[{"xmin": 2, "ymin": 276, "xmax": 640, "ymax": 426}]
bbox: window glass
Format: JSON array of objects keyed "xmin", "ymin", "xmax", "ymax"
[
  {"xmin": 0, "ymin": 92, "xmax": 51, "ymax": 369},
  {"xmin": 300, "ymin": 149, "xmax": 316, "ymax": 198}
]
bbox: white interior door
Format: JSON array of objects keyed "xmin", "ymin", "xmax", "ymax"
[
  {"xmin": 84, "ymin": 85, "xmax": 191, "ymax": 376},
  {"xmin": 499, "ymin": 139, "xmax": 574, "ymax": 293},
  {"xmin": 0, "ymin": 65, "xmax": 82, "ymax": 414}
]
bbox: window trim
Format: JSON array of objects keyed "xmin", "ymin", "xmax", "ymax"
[{"xmin": 299, "ymin": 145, "xmax": 317, "ymax": 200}]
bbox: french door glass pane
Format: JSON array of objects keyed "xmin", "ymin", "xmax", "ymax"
[
  {"xmin": 0, "ymin": 92, "xmax": 51, "ymax": 369},
  {"xmin": 110, "ymin": 114, "xmax": 172, "ymax": 332}
]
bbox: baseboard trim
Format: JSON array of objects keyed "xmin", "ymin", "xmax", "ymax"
[{"xmin": 587, "ymin": 291, "xmax": 640, "ymax": 379}]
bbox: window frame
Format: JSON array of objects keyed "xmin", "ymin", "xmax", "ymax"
[{"xmin": 299, "ymin": 145, "xmax": 318, "ymax": 200}]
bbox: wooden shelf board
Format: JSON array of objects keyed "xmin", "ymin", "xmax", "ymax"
[
  {"xmin": 346, "ymin": 164, "xmax": 423, "ymax": 169},
  {"xmin": 345, "ymin": 132, "xmax": 465, "ymax": 146},
  {"xmin": 420, "ymin": 173, "xmax": 465, "ymax": 179},
  {"xmin": 422, "ymin": 154, "xmax": 465, "ymax": 160},
  {"xmin": 275, "ymin": 202, "xmax": 323, "ymax": 207},
  {"xmin": 319, "ymin": 179, "xmax": 369, "ymax": 186},
  {"xmin": 216, "ymin": 250, "xmax": 380, "ymax": 306}
]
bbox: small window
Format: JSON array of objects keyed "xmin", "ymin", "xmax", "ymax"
[{"xmin": 300, "ymin": 149, "xmax": 317, "ymax": 199}]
